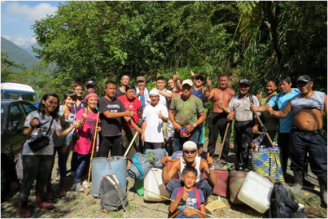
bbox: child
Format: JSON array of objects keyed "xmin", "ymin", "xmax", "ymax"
[{"xmin": 169, "ymin": 167, "xmax": 206, "ymax": 218}]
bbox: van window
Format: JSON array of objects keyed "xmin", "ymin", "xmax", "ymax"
[{"xmin": 2, "ymin": 91, "xmax": 39, "ymax": 102}]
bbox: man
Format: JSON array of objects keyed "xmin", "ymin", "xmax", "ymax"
[
  {"xmin": 220, "ymin": 79, "xmax": 260, "ymax": 171},
  {"xmin": 115, "ymin": 74, "xmax": 130, "ymax": 98},
  {"xmin": 267, "ymin": 75, "xmax": 327, "ymax": 206},
  {"xmin": 70, "ymin": 81, "xmax": 85, "ymax": 112},
  {"xmin": 207, "ymin": 74, "xmax": 235, "ymax": 159},
  {"xmin": 250, "ymin": 76, "xmax": 300, "ymax": 178},
  {"xmin": 161, "ymin": 141, "xmax": 217, "ymax": 200},
  {"xmin": 168, "ymin": 77, "xmax": 175, "ymax": 91},
  {"xmin": 118, "ymin": 84, "xmax": 142, "ymax": 167},
  {"xmin": 85, "ymin": 80, "xmax": 97, "ymax": 93},
  {"xmin": 98, "ymin": 81, "xmax": 135, "ymax": 157},
  {"xmin": 135, "ymin": 76, "xmax": 150, "ymax": 107},
  {"xmin": 141, "ymin": 89, "xmax": 168, "ymax": 149},
  {"xmin": 169, "ymin": 79, "xmax": 206, "ymax": 152},
  {"xmin": 191, "ymin": 71, "xmax": 212, "ymax": 154}
]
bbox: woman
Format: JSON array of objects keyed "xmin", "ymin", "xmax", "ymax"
[
  {"xmin": 18, "ymin": 93, "xmax": 78, "ymax": 217},
  {"xmin": 258, "ymin": 78, "xmax": 278, "ymax": 147},
  {"xmin": 71, "ymin": 92, "xmax": 101, "ymax": 192},
  {"xmin": 46, "ymin": 91, "xmax": 78, "ymax": 199}
]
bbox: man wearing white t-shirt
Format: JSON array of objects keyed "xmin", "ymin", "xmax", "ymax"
[{"xmin": 141, "ymin": 90, "xmax": 168, "ymax": 149}]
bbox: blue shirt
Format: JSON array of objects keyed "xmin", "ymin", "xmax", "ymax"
[{"xmin": 267, "ymin": 88, "xmax": 300, "ymax": 133}]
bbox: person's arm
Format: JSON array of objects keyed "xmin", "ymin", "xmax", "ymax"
[
  {"xmin": 169, "ymin": 188, "xmax": 187, "ymax": 214},
  {"xmin": 182, "ymin": 204, "xmax": 206, "ymax": 218},
  {"xmin": 158, "ymin": 89, "xmax": 172, "ymax": 98},
  {"xmin": 158, "ymin": 111, "xmax": 168, "ymax": 123},
  {"xmin": 162, "ymin": 155, "xmax": 180, "ymax": 184},
  {"xmin": 324, "ymin": 94, "xmax": 327, "ymax": 116},
  {"xmin": 268, "ymin": 101, "xmax": 293, "ymax": 118},
  {"xmin": 141, "ymin": 120, "xmax": 146, "ymax": 141},
  {"xmin": 185, "ymin": 111, "xmax": 206, "ymax": 133},
  {"xmin": 126, "ymin": 118, "xmax": 142, "ymax": 133},
  {"xmin": 56, "ymin": 121, "xmax": 79, "ymax": 138},
  {"xmin": 169, "ymin": 109, "xmax": 181, "ymax": 131},
  {"xmin": 102, "ymin": 110, "xmax": 133, "ymax": 119},
  {"xmin": 201, "ymin": 154, "xmax": 217, "ymax": 186},
  {"xmin": 207, "ymin": 89, "xmax": 215, "ymax": 101}
]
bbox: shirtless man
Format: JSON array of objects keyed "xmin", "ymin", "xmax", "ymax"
[
  {"xmin": 207, "ymin": 74, "xmax": 235, "ymax": 159},
  {"xmin": 267, "ymin": 75, "xmax": 327, "ymax": 207}
]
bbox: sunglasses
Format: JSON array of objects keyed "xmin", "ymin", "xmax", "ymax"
[
  {"xmin": 195, "ymin": 77, "xmax": 204, "ymax": 81},
  {"xmin": 183, "ymin": 150, "xmax": 197, "ymax": 154}
]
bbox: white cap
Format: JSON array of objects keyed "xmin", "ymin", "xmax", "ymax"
[
  {"xmin": 183, "ymin": 141, "xmax": 197, "ymax": 150},
  {"xmin": 182, "ymin": 79, "xmax": 193, "ymax": 87},
  {"xmin": 149, "ymin": 89, "xmax": 159, "ymax": 96}
]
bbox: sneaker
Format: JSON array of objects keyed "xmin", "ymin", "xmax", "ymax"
[
  {"xmin": 72, "ymin": 183, "xmax": 84, "ymax": 192},
  {"xmin": 55, "ymin": 170, "xmax": 60, "ymax": 181},
  {"xmin": 82, "ymin": 180, "xmax": 90, "ymax": 189}
]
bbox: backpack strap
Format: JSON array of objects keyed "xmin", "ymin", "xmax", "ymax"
[
  {"xmin": 176, "ymin": 187, "xmax": 201, "ymax": 210},
  {"xmin": 109, "ymin": 175, "xmax": 126, "ymax": 211}
]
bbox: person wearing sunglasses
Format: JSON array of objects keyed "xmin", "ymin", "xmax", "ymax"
[{"xmin": 161, "ymin": 141, "xmax": 217, "ymax": 201}]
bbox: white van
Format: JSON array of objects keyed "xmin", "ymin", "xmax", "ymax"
[{"xmin": 1, "ymin": 82, "xmax": 40, "ymax": 107}]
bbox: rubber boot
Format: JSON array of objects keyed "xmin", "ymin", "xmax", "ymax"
[
  {"xmin": 59, "ymin": 178, "xmax": 66, "ymax": 197},
  {"xmin": 292, "ymin": 171, "xmax": 303, "ymax": 193},
  {"xmin": 319, "ymin": 176, "xmax": 327, "ymax": 207},
  {"xmin": 45, "ymin": 181, "xmax": 54, "ymax": 200},
  {"xmin": 35, "ymin": 195, "xmax": 54, "ymax": 209},
  {"xmin": 18, "ymin": 199, "xmax": 32, "ymax": 218}
]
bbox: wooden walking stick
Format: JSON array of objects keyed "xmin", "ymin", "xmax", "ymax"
[
  {"xmin": 86, "ymin": 112, "xmax": 100, "ymax": 196},
  {"xmin": 215, "ymin": 122, "xmax": 231, "ymax": 160},
  {"xmin": 123, "ymin": 132, "xmax": 139, "ymax": 157}
]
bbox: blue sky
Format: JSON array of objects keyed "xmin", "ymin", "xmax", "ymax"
[{"xmin": 1, "ymin": 1, "xmax": 62, "ymax": 54}]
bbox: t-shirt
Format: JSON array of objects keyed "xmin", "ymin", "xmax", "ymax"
[
  {"xmin": 267, "ymin": 88, "xmax": 300, "ymax": 133},
  {"xmin": 72, "ymin": 108, "xmax": 100, "ymax": 154},
  {"xmin": 259, "ymin": 94, "xmax": 278, "ymax": 131},
  {"xmin": 170, "ymin": 95, "xmax": 205, "ymax": 127},
  {"xmin": 171, "ymin": 187, "xmax": 205, "ymax": 218},
  {"xmin": 98, "ymin": 97, "xmax": 125, "ymax": 137},
  {"xmin": 23, "ymin": 110, "xmax": 62, "ymax": 155},
  {"xmin": 228, "ymin": 94, "xmax": 260, "ymax": 122},
  {"xmin": 158, "ymin": 89, "xmax": 172, "ymax": 109},
  {"xmin": 142, "ymin": 103, "xmax": 168, "ymax": 143},
  {"xmin": 53, "ymin": 105, "xmax": 76, "ymax": 146},
  {"xmin": 115, "ymin": 87, "xmax": 125, "ymax": 98},
  {"xmin": 117, "ymin": 95, "xmax": 141, "ymax": 129}
]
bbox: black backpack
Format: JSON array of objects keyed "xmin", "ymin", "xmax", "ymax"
[
  {"xmin": 100, "ymin": 174, "xmax": 127, "ymax": 213},
  {"xmin": 268, "ymin": 182, "xmax": 306, "ymax": 218}
]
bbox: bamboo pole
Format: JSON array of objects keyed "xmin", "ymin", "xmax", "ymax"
[
  {"xmin": 217, "ymin": 122, "xmax": 231, "ymax": 160},
  {"xmin": 123, "ymin": 132, "xmax": 139, "ymax": 157},
  {"xmin": 142, "ymin": 188, "xmax": 215, "ymax": 218},
  {"xmin": 85, "ymin": 112, "xmax": 100, "ymax": 196}
]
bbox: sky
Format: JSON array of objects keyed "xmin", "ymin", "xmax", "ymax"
[{"xmin": 1, "ymin": 1, "xmax": 62, "ymax": 55}]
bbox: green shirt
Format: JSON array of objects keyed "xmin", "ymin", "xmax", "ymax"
[
  {"xmin": 260, "ymin": 92, "xmax": 278, "ymax": 131},
  {"xmin": 170, "ymin": 95, "xmax": 205, "ymax": 126}
]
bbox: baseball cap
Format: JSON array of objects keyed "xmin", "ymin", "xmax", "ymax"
[
  {"xmin": 182, "ymin": 79, "xmax": 193, "ymax": 87},
  {"xmin": 296, "ymin": 75, "xmax": 312, "ymax": 83},
  {"xmin": 239, "ymin": 79, "xmax": 250, "ymax": 86},
  {"xmin": 149, "ymin": 89, "xmax": 159, "ymax": 96},
  {"xmin": 183, "ymin": 141, "xmax": 197, "ymax": 150},
  {"xmin": 86, "ymin": 80, "xmax": 96, "ymax": 87},
  {"xmin": 195, "ymin": 73, "xmax": 205, "ymax": 80},
  {"xmin": 137, "ymin": 76, "xmax": 145, "ymax": 82}
]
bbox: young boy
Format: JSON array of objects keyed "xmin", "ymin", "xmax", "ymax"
[{"xmin": 169, "ymin": 167, "xmax": 206, "ymax": 218}]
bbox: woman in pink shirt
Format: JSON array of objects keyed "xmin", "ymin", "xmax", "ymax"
[{"xmin": 72, "ymin": 92, "xmax": 101, "ymax": 192}]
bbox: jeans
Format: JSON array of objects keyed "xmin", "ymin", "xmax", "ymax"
[
  {"xmin": 19, "ymin": 155, "xmax": 53, "ymax": 199},
  {"xmin": 173, "ymin": 129, "xmax": 198, "ymax": 152},
  {"xmin": 47, "ymin": 146, "xmax": 68, "ymax": 181},
  {"xmin": 74, "ymin": 153, "xmax": 91, "ymax": 183}
]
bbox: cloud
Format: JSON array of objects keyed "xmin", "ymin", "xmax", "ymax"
[
  {"xmin": 2, "ymin": 35, "xmax": 12, "ymax": 41},
  {"xmin": 5, "ymin": 2, "xmax": 57, "ymax": 21}
]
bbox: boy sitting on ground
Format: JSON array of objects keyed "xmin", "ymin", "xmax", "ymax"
[{"xmin": 169, "ymin": 166, "xmax": 206, "ymax": 218}]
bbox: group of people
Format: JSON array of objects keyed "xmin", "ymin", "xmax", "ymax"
[{"xmin": 17, "ymin": 72, "xmax": 327, "ymax": 217}]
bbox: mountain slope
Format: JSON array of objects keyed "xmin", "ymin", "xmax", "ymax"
[{"xmin": 1, "ymin": 37, "xmax": 39, "ymax": 69}]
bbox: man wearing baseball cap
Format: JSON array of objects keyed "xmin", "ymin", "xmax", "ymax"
[
  {"xmin": 219, "ymin": 79, "xmax": 260, "ymax": 171},
  {"xmin": 135, "ymin": 76, "xmax": 150, "ymax": 107},
  {"xmin": 161, "ymin": 141, "xmax": 217, "ymax": 200},
  {"xmin": 267, "ymin": 75, "xmax": 327, "ymax": 207},
  {"xmin": 85, "ymin": 80, "xmax": 97, "ymax": 93},
  {"xmin": 169, "ymin": 79, "xmax": 206, "ymax": 152}
]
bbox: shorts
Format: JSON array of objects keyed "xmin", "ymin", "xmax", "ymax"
[{"xmin": 165, "ymin": 119, "xmax": 174, "ymax": 141}]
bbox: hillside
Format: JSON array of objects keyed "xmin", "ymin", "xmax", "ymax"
[{"xmin": 1, "ymin": 37, "xmax": 39, "ymax": 69}]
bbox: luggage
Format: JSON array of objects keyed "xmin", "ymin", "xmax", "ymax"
[
  {"xmin": 144, "ymin": 168, "xmax": 170, "ymax": 202},
  {"xmin": 100, "ymin": 174, "xmax": 127, "ymax": 213},
  {"xmin": 251, "ymin": 147, "xmax": 284, "ymax": 182},
  {"xmin": 229, "ymin": 170, "xmax": 247, "ymax": 205},
  {"xmin": 202, "ymin": 168, "xmax": 229, "ymax": 198}
]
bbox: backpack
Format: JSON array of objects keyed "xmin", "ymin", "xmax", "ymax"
[
  {"xmin": 268, "ymin": 182, "xmax": 306, "ymax": 218},
  {"xmin": 176, "ymin": 187, "xmax": 201, "ymax": 210},
  {"xmin": 100, "ymin": 174, "xmax": 127, "ymax": 213}
]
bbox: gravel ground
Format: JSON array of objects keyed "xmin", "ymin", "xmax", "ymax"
[{"xmin": 1, "ymin": 144, "xmax": 327, "ymax": 218}]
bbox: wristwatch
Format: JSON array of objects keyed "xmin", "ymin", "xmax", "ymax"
[{"xmin": 193, "ymin": 123, "xmax": 197, "ymax": 128}]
